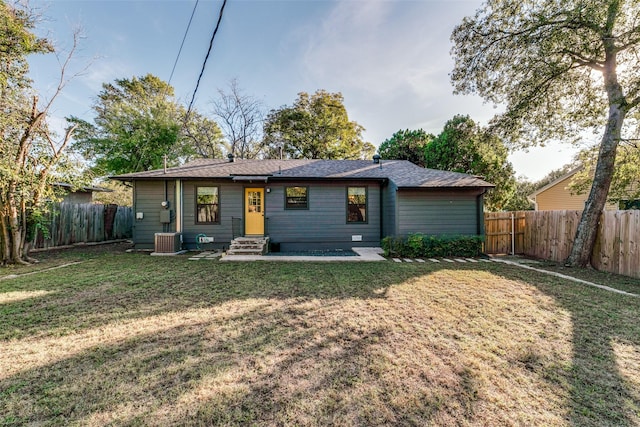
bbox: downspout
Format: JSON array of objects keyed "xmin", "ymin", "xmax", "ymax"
[
  {"xmin": 175, "ymin": 179, "xmax": 183, "ymax": 234},
  {"xmin": 379, "ymin": 179, "xmax": 386, "ymax": 241},
  {"xmin": 164, "ymin": 180, "xmax": 168, "ymax": 202},
  {"xmin": 132, "ymin": 181, "xmax": 137, "ymax": 248},
  {"xmin": 164, "ymin": 180, "xmax": 168, "ymax": 232}
]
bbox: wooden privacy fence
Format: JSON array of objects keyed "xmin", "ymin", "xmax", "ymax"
[
  {"xmin": 484, "ymin": 212, "xmax": 526, "ymax": 254},
  {"xmin": 31, "ymin": 203, "xmax": 133, "ymax": 250},
  {"xmin": 485, "ymin": 210, "xmax": 640, "ymax": 279},
  {"xmin": 592, "ymin": 210, "xmax": 640, "ymax": 278}
]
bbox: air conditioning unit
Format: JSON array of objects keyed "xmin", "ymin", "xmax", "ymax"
[{"xmin": 154, "ymin": 232, "xmax": 182, "ymax": 253}]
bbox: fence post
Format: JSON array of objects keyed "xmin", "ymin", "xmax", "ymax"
[{"xmin": 511, "ymin": 212, "xmax": 515, "ymax": 256}]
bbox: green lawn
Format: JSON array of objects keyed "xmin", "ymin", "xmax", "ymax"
[{"xmin": 1, "ymin": 244, "xmax": 639, "ymax": 426}]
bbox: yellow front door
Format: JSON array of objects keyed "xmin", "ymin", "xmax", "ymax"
[{"xmin": 245, "ymin": 188, "xmax": 264, "ymax": 235}]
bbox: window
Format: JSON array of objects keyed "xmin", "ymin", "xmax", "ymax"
[
  {"xmin": 285, "ymin": 186, "xmax": 308, "ymax": 209},
  {"xmin": 347, "ymin": 186, "xmax": 367, "ymax": 223},
  {"xmin": 247, "ymin": 190, "xmax": 262, "ymax": 213},
  {"xmin": 196, "ymin": 186, "xmax": 219, "ymax": 223}
]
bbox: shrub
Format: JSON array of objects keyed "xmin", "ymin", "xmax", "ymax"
[
  {"xmin": 380, "ymin": 236, "xmax": 406, "ymax": 257},
  {"xmin": 381, "ymin": 234, "xmax": 484, "ymax": 258}
]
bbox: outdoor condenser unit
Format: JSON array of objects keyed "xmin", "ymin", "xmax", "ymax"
[{"xmin": 154, "ymin": 232, "xmax": 182, "ymax": 253}]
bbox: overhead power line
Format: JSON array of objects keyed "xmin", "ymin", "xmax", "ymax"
[
  {"xmin": 169, "ymin": 0, "xmax": 200, "ymax": 86},
  {"xmin": 186, "ymin": 0, "xmax": 228, "ymax": 119}
]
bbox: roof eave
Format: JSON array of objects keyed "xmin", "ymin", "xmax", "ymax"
[
  {"xmin": 112, "ymin": 175, "xmax": 389, "ymax": 182},
  {"xmin": 396, "ymin": 184, "xmax": 495, "ymax": 190}
]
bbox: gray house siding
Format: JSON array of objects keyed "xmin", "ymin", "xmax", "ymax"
[
  {"xmin": 381, "ymin": 181, "xmax": 398, "ymax": 237},
  {"xmin": 131, "ymin": 177, "xmax": 486, "ymax": 251},
  {"xmin": 134, "ymin": 179, "xmax": 383, "ymax": 251},
  {"xmin": 396, "ymin": 189, "xmax": 482, "ymax": 237},
  {"xmin": 265, "ymin": 181, "xmax": 381, "ymax": 251},
  {"xmin": 132, "ymin": 180, "xmax": 176, "ymax": 249},
  {"xmin": 181, "ymin": 181, "xmax": 243, "ymax": 249}
]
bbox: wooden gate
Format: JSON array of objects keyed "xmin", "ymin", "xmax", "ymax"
[{"xmin": 484, "ymin": 212, "xmax": 526, "ymax": 254}]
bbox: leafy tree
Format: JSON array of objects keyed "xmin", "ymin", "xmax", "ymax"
[
  {"xmin": 180, "ymin": 109, "xmax": 227, "ymax": 160},
  {"xmin": 424, "ymin": 115, "xmax": 516, "ymax": 211},
  {"xmin": 451, "ymin": 0, "xmax": 640, "ymax": 267},
  {"xmin": 71, "ymin": 74, "xmax": 184, "ymax": 175},
  {"xmin": 263, "ymin": 90, "xmax": 375, "ymax": 159},
  {"xmin": 378, "ymin": 129, "xmax": 434, "ymax": 167},
  {"xmin": 91, "ymin": 180, "xmax": 133, "ymax": 207},
  {"xmin": 0, "ymin": 2, "xmax": 79, "ymax": 264},
  {"xmin": 571, "ymin": 144, "xmax": 640, "ymax": 205},
  {"xmin": 72, "ymin": 74, "xmax": 227, "ymax": 173},
  {"xmin": 211, "ymin": 79, "xmax": 264, "ymax": 159},
  {"xmin": 502, "ymin": 177, "xmax": 536, "ymax": 211}
]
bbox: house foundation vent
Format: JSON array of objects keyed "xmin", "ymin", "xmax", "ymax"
[{"xmin": 154, "ymin": 232, "xmax": 182, "ymax": 254}]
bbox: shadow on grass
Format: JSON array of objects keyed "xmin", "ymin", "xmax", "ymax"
[
  {"xmin": 0, "ymin": 253, "xmax": 402, "ymax": 341},
  {"xmin": 487, "ymin": 263, "xmax": 640, "ymax": 427},
  {"xmin": 1, "ymin": 292, "xmax": 447, "ymax": 425},
  {"xmin": 1, "ymin": 249, "xmax": 639, "ymax": 425}
]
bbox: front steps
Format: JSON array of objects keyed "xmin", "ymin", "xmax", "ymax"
[{"xmin": 226, "ymin": 236, "xmax": 270, "ymax": 256}]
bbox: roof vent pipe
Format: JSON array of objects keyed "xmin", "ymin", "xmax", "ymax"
[
  {"xmin": 227, "ymin": 153, "xmax": 235, "ymax": 163},
  {"xmin": 373, "ymin": 154, "xmax": 381, "ymax": 164}
]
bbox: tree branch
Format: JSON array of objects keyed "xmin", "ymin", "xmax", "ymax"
[{"xmin": 41, "ymin": 28, "xmax": 86, "ymax": 115}]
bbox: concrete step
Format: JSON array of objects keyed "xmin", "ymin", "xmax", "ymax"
[
  {"xmin": 233, "ymin": 237, "xmax": 269, "ymax": 243},
  {"xmin": 227, "ymin": 236, "xmax": 269, "ymax": 256},
  {"xmin": 226, "ymin": 248, "xmax": 266, "ymax": 255}
]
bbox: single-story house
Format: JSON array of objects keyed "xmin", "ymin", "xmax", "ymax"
[
  {"xmin": 527, "ymin": 168, "xmax": 635, "ymax": 210},
  {"xmin": 112, "ymin": 156, "xmax": 494, "ymax": 251}
]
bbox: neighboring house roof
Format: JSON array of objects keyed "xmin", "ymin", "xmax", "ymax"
[
  {"xmin": 527, "ymin": 167, "xmax": 626, "ymax": 211},
  {"xmin": 112, "ymin": 159, "xmax": 494, "ymax": 189},
  {"xmin": 527, "ymin": 167, "xmax": 582, "ymax": 201},
  {"xmin": 52, "ymin": 182, "xmax": 112, "ymax": 193}
]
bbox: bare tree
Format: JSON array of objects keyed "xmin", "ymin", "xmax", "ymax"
[
  {"xmin": 0, "ymin": 2, "xmax": 84, "ymax": 264},
  {"xmin": 211, "ymin": 79, "xmax": 265, "ymax": 159},
  {"xmin": 179, "ymin": 109, "xmax": 228, "ymax": 160}
]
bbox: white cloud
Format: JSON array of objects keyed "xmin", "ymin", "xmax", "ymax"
[
  {"xmin": 82, "ymin": 60, "xmax": 123, "ymax": 92},
  {"xmin": 285, "ymin": 1, "xmax": 500, "ymax": 145},
  {"xmin": 285, "ymin": 0, "xmax": 575, "ymax": 181},
  {"xmin": 299, "ymin": 1, "xmax": 440, "ymax": 99}
]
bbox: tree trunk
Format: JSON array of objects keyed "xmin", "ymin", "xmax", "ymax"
[
  {"xmin": 566, "ymin": 105, "xmax": 625, "ymax": 267},
  {"xmin": 566, "ymin": 24, "xmax": 626, "ymax": 268},
  {"xmin": 6, "ymin": 183, "xmax": 28, "ymax": 265},
  {"xmin": 0, "ymin": 214, "xmax": 10, "ymax": 264},
  {"xmin": 9, "ymin": 214, "xmax": 25, "ymax": 264}
]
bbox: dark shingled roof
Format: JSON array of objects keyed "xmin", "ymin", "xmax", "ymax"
[{"xmin": 112, "ymin": 159, "xmax": 494, "ymax": 189}]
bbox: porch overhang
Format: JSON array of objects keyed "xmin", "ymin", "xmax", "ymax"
[{"xmin": 231, "ymin": 175, "xmax": 271, "ymax": 183}]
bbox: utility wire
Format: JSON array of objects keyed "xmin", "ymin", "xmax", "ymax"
[
  {"xmin": 169, "ymin": 0, "xmax": 200, "ymax": 86},
  {"xmin": 186, "ymin": 0, "xmax": 227, "ymax": 120}
]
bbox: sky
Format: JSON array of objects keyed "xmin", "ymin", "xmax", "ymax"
[{"xmin": 28, "ymin": 0, "xmax": 584, "ymax": 181}]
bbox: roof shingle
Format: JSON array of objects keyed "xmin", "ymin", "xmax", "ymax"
[{"xmin": 112, "ymin": 159, "xmax": 494, "ymax": 189}]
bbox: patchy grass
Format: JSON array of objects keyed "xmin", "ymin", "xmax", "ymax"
[
  {"xmin": 1, "ymin": 245, "xmax": 639, "ymax": 426},
  {"xmin": 534, "ymin": 260, "xmax": 640, "ymax": 295}
]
